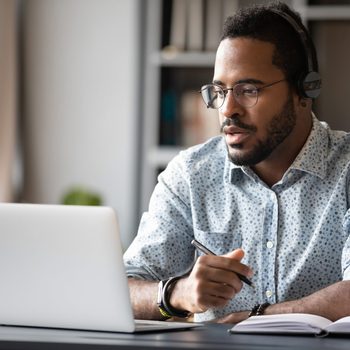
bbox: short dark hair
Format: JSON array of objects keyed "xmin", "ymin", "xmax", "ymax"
[{"xmin": 221, "ymin": 1, "xmax": 318, "ymax": 95}]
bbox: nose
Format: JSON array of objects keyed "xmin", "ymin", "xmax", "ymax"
[{"xmin": 219, "ymin": 89, "xmax": 244, "ymax": 118}]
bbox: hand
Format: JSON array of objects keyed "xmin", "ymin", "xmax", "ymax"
[{"xmin": 170, "ymin": 249, "xmax": 253, "ymax": 314}]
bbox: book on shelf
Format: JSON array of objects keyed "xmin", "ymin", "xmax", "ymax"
[
  {"xmin": 169, "ymin": 0, "xmax": 204, "ymax": 52},
  {"xmin": 169, "ymin": 0, "xmax": 187, "ymax": 51},
  {"xmin": 168, "ymin": 0, "xmax": 241, "ymax": 53},
  {"xmin": 229, "ymin": 313, "xmax": 350, "ymax": 337},
  {"xmin": 180, "ymin": 90, "xmax": 220, "ymax": 147},
  {"xmin": 187, "ymin": 0, "xmax": 204, "ymax": 51},
  {"xmin": 204, "ymin": 0, "xmax": 222, "ymax": 51}
]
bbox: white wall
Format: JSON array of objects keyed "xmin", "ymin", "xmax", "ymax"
[
  {"xmin": 0, "ymin": 0, "xmax": 17, "ymax": 202},
  {"xmin": 21, "ymin": 0, "xmax": 140, "ymax": 249}
]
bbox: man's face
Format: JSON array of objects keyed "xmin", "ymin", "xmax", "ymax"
[{"xmin": 214, "ymin": 37, "xmax": 297, "ymax": 166}]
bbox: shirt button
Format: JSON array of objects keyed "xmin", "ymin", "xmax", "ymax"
[
  {"xmin": 265, "ymin": 290, "xmax": 273, "ymax": 298},
  {"xmin": 266, "ymin": 241, "xmax": 274, "ymax": 249}
]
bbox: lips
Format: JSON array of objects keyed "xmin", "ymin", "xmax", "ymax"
[{"xmin": 223, "ymin": 125, "xmax": 251, "ymax": 144}]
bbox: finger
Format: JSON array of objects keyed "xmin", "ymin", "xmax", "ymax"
[
  {"xmin": 196, "ymin": 279, "xmax": 244, "ymax": 309},
  {"xmin": 202, "ymin": 254, "xmax": 253, "ymax": 279},
  {"xmin": 221, "ymin": 255, "xmax": 254, "ymax": 278},
  {"xmin": 184, "ymin": 279, "xmax": 233, "ymax": 312},
  {"xmin": 196, "ymin": 265, "xmax": 244, "ymax": 290},
  {"xmin": 224, "ymin": 248, "xmax": 245, "ymax": 261},
  {"xmin": 195, "ymin": 255, "xmax": 253, "ymax": 285},
  {"xmin": 194, "ymin": 274, "xmax": 243, "ymax": 301},
  {"xmin": 205, "ymin": 280, "xmax": 243, "ymax": 299}
]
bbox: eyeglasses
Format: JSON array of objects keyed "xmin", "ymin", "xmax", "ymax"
[{"xmin": 199, "ymin": 79, "xmax": 286, "ymax": 109}]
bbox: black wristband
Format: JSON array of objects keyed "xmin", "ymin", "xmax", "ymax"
[
  {"xmin": 248, "ymin": 304, "xmax": 260, "ymax": 317},
  {"xmin": 157, "ymin": 276, "xmax": 191, "ymax": 319},
  {"xmin": 157, "ymin": 280, "xmax": 172, "ymax": 319},
  {"xmin": 249, "ymin": 302, "xmax": 270, "ymax": 317}
]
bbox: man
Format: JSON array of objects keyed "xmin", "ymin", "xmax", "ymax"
[{"xmin": 124, "ymin": 1, "xmax": 350, "ymax": 323}]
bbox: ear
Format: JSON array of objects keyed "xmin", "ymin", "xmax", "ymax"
[
  {"xmin": 296, "ymin": 94, "xmax": 311, "ymax": 108},
  {"xmin": 300, "ymin": 99, "xmax": 307, "ymax": 107}
]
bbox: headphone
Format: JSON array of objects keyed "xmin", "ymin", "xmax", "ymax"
[{"xmin": 270, "ymin": 9, "xmax": 321, "ymax": 99}]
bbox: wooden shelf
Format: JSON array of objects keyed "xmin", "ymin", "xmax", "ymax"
[
  {"xmin": 305, "ymin": 5, "xmax": 350, "ymax": 20},
  {"xmin": 150, "ymin": 51, "xmax": 216, "ymax": 67}
]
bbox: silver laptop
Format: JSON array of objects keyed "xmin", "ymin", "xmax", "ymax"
[{"xmin": 0, "ymin": 203, "xmax": 201, "ymax": 333}]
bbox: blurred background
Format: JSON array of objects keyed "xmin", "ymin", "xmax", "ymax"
[{"xmin": 2, "ymin": 0, "xmax": 350, "ymax": 249}]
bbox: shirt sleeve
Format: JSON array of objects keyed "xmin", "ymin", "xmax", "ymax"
[
  {"xmin": 342, "ymin": 209, "xmax": 350, "ymax": 280},
  {"xmin": 123, "ymin": 152, "xmax": 196, "ymax": 281}
]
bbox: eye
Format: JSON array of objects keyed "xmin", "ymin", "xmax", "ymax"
[
  {"xmin": 235, "ymin": 84, "xmax": 257, "ymax": 97},
  {"xmin": 212, "ymin": 86, "xmax": 224, "ymax": 97},
  {"xmin": 242, "ymin": 86, "xmax": 257, "ymax": 97}
]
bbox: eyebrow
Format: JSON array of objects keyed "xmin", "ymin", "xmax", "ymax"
[{"xmin": 212, "ymin": 78, "xmax": 265, "ymax": 86}]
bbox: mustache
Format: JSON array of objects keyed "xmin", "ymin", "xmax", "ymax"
[{"xmin": 220, "ymin": 117, "xmax": 257, "ymax": 133}]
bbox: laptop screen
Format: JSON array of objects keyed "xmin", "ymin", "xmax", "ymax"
[{"xmin": 0, "ymin": 203, "xmax": 136, "ymax": 332}]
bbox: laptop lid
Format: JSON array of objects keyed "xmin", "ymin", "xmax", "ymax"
[{"xmin": 0, "ymin": 203, "xmax": 139, "ymax": 332}]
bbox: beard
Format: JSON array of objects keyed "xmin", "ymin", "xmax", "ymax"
[{"xmin": 223, "ymin": 94, "xmax": 296, "ymax": 166}]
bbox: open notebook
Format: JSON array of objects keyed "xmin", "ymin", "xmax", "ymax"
[
  {"xmin": 230, "ymin": 313, "xmax": 350, "ymax": 337},
  {"xmin": 0, "ymin": 203, "xmax": 201, "ymax": 333}
]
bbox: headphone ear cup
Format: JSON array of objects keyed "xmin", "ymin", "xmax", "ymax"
[
  {"xmin": 270, "ymin": 9, "xmax": 321, "ymax": 100},
  {"xmin": 301, "ymin": 71, "xmax": 322, "ymax": 99}
]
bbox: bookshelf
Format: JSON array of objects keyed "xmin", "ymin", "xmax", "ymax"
[
  {"xmin": 139, "ymin": 0, "xmax": 222, "ymax": 213},
  {"xmin": 139, "ymin": 0, "xmax": 350, "ymax": 215}
]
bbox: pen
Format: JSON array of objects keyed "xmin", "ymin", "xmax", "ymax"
[{"xmin": 191, "ymin": 239, "xmax": 255, "ymax": 289}]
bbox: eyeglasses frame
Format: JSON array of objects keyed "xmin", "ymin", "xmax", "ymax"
[{"xmin": 199, "ymin": 78, "xmax": 287, "ymax": 109}]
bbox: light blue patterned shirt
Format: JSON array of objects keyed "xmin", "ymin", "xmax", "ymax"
[{"xmin": 124, "ymin": 117, "xmax": 350, "ymax": 322}]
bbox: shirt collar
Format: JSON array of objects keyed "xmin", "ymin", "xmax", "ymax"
[
  {"xmin": 228, "ymin": 114, "xmax": 328, "ymax": 183},
  {"xmin": 290, "ymin": 114, "xmax": 327, "ymax": 179}
]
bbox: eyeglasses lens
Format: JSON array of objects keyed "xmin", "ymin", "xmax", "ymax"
[
  {"xmin": 234, "ymin": 84, "xmax": 258, "ymax": 108},
  {"xmin": 201, "ymin": 85, "xmax": 223, "ymax": 109},
  {"xmin": 201, "ymin": 83, "xmax": 258, "ymax": 109}
]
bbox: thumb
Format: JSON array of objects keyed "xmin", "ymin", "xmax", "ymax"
[{"xmin": 223, "ymin": 248, "xmax": 245, "ymax": 261}]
